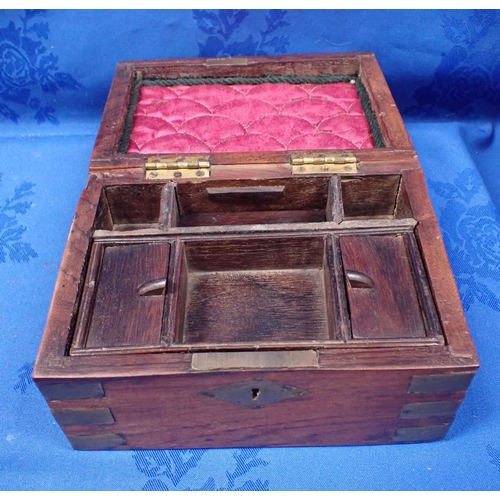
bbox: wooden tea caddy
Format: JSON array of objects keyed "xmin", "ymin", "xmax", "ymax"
[{"xmin": 33, "ymin": 53, "xmax": 479, "ymax": 450}]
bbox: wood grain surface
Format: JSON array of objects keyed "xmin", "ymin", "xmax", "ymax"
[
  {"xmin": 83, "ymin": 243, "xmax": 170, "ymax": 348},
  {"xmin": 340, "ymin": 234, "xmax": 426, "ymax": 339}
]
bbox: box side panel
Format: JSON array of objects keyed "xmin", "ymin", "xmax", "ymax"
[{"xmin": 39, "ymin": 365, "xmax": 476, "ymax": 450}]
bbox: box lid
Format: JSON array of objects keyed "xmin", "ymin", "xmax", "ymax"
[{"xmin": 90, "ymin": 53, "xmax": 416, "ymax": 179}]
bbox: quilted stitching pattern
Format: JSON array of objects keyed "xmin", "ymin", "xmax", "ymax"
[{"xmin": 127, "ymin": 82, "xmax": 375, "ymax": 154}]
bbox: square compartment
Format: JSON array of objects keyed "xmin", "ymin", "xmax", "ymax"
[{"xmin": 176, "ymin": 236, "xmax": 337, "ymax": 346}]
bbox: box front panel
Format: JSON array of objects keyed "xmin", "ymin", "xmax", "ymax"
[{"xmin": 41, "ymin": 366, "xmax": 474, "ymax": 450}]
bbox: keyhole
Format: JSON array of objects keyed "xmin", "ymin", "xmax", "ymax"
[{"xmin": 251, "ymin": 388, "xmax": 260, "ymax": 400}]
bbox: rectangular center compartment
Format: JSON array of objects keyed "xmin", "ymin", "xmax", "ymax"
[
  {"xmin": 176, "ymin": 177, "xmax": 331, "ymax": 226},
  {"xmin": 176, "ymin": 236, "xmax": 336, "ymax": 346}
]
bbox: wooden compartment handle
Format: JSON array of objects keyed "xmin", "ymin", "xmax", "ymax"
[
  {"xmin": 205, "ymin": 186, "xmax": 285, "ymax": 202},
  {"xmin": 346, "ymin": 270, "xmax": 374, "ymax": 289},
  {"xmin": 137, "ymin": 278, "xmax": 167, "ymax": 296}
]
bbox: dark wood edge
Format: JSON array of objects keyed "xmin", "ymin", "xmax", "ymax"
[
  {"xmin": 329, "ymin": 236, "xmax": 351, "ymax": 341},
  {"xmin": 33, "ymin": 175, "xmax": 104, "ymax": 377},
  {"xmin": 34, "ymin": 347, "xmax": 478, "ymax": 382},
  {"xmin": 115, "ymin": 52, "xmax": 366, "ymax": 79},
  {"xmin": 90, "ymin": 154, "xmax": 420, "ymax": 181},
  {"xmin": 158, "ymin": 182, "xmax": 179, "ymax": 230},
  {"xmin": 405, "ymin": 233, "xmax": 444, "ymax": 341},
  {"xmin": 91, "ymin": 218, "xmax": 419, "ymax": 241},
  {"xmin": 90, "ymin": 63, "xmax": 135, "ymax": 165},
  {"xmin": 69, "ymin": 336, "xmax": 444, "ymax": 357},
  {"xmin": 327, "ymin": 175, "xmax": 344, "ymax": 223},
  {"xmin": 162, "ymin": 238, "xmax": 184, "ymax": 345},
  {"xmin": 401, "ymin": 169, "xmax": 479, "ymax": 360},
  {"xmin": 357, "ymin": 53, "xmax": 414, "ymax": 151},
  {"xmin": 70, "ymin": 242, "xmax": 105, "ymax": 351}
]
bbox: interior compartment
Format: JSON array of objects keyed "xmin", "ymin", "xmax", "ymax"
[
  {"xmin": 176, "ymin": 236, "xmax": 337, "ymax": 345},
  {"xmin": 176, "ymin": 177, "xmax": 331, "ymax": 227},
  {"xmin": 340, "ymin": 234, "xmax": 427, "ymax": 339},
  {"xmin": 72, "ymin": 242, "xmax": 170, "ymax": 351},
  {"xmin": 341, "ymin": 174, "xmax": 411, "ymax": 219},
  {"xmin": 94, "ymin": 174, "xmax": 414, "ymax": 231},
  {"xmin": 95, "ymin": 183, "xmax": 164, "ymax": 231}
]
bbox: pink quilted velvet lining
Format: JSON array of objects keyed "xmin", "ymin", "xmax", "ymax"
[{"xmin": 127, "ymin": 82, "xmax": 375, "ymax": 154}]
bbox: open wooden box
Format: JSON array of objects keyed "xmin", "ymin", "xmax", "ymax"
[{"xmin": 33, "ymin": 53, "xmax": 479, "ymax": 450}]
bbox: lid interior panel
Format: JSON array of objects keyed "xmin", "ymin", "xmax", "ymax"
[{"xmin": 120, "ymin": 75, "xmax": 384, "ymax": 155}]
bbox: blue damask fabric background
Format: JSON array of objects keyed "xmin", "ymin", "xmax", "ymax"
[{"xmin": 1, "ymin": 9, "xmax": 499, "ymax": 490}]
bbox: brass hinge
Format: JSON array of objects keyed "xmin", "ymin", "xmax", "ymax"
[
  {"xmin": 145, "ymin": 157, "xmax": 211, "ymax": 179},
  {"xmin": 291, "ymin": 153, "xmax": 358, "ymax": 174}
]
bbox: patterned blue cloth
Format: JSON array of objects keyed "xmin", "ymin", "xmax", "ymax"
[{"xmin": 1, "ymin": 9, "xmax": 499, "ymax": 490}]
